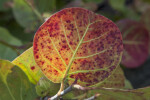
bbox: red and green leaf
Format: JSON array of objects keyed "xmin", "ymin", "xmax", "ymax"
[
  {"xmin": 117, "ymin": 19, "xmax": 149, "ymax": 68},
  {"xmin": 33, "ymin": 7, "xmax": 123, "ymax": 86}
]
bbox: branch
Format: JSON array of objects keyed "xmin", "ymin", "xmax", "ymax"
[
  {"xmin": 48, "ymin": 79, "xmax": 78, "ymax": 100},
  {"xmin": 47, "ymin": 83, "xmax": 143, "ymax": 100},
  {"xmin": 0, "ymin": 39, "xmax": 32, "ymax": 49},
  {"xmin": 0, "ymin": 39, "xmax": 20, "ymax": 55},
  {"xmin": 0, "ymin": 39, "xmax": 32, "ymax": 55},
  {"xmin": 84, "ymin": 93, "xmax": 100, "ymax": 100},
  {"xmin": 73, "ymin": 84, "xmax": 144, "ymax": 95},
  {"xmin": 48, "ymin": 85, "xmax": 73, "ymax": 100},
  {"xmin": 46, "ymin": 80, "xmax": 144, "ymax": 100}
]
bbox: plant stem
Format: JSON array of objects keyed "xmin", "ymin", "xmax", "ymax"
[
  {"xmin": 0, "ymin": 39, "xmax": 20, "ymax": 55},
  {"xmin": 84, "ymin": 93, "xmax": 100, "ymax": 100},
  {"xmin": 47, "ymin": 83, "xmax": 144, "ymax": 100},
  {"xmin": 73, "ymin": 84, "xmax": 143, "ymax": 94},
  {"xmin": 48, "ymin": 85, "xmax": 73, "ymax": 100}
]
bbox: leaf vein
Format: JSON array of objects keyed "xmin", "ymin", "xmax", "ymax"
[
  {"xmin": 83, "ymin": 32, "xmax": 108, "ymax": 43},
  {"xmin": 41, "ymin": 53, "xmax": 64, "ymax": 74},
  {"xmin": 48, "ymin": 31, "xmax": 67, "ymax": 67},
  {"xmin": 68, "ymin": 67, "xmax": 108, "ymax": 75},
  {"xmin": 61, "ymin": 18, "xmax": 74, "ymax": 53},
  {"xmin": 75, "ymin": 49, "xmax": 108, "ymax": 59},
  {"xmin": 62, "ymin": 15, "xmax": 91, "ymax": 78},
  {"xmin": 73, "ymin": 15, "xmax": 81, "ymax": 41}
]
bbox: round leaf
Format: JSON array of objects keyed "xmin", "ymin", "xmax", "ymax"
[
  {"xmin": 33, "ymin": 8, "xmax": 123, "ymax": 86},
  {"xmin": 13, "ymin": 0, "xmax": 39, "ymax": 30},
  {"xmin": 117, "ymin": 19, "xmax": 149, "ymax": 68}
]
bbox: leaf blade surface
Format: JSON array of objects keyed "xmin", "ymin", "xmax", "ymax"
[{"xmin": 33, "ymin": 8, "xmax": 123, "ymax": 86}]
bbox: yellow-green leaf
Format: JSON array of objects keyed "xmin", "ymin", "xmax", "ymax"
[
  {"xmin": 0, "ymin": 59, "xmax": 38, "ymax": 100},
  {"xmin": 12, "ymin": 47, "xmax": 43, "ymax": 84}
]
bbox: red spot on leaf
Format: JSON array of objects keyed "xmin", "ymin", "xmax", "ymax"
[{"xmin": 31, "ymin": 66, "xmax": 35, "ymax": 70}]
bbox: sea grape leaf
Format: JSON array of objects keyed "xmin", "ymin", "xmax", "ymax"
[
  {"xmin": 6, "ymin": 20, "xmax": 34, "ymax": 42},
  {"xmin": 0, "ymin": 27, "xmax": 22, "ymax": 61},
  {"xmin": 33, "ymin": 7, "xmax": 123, "ymax": 86},
  {"xmin": 117, "ymin": 19, "xmax": 149, "ymax": 68},
  {"xmin": 12, "ymin": 47, "xmax": 60, "ymax": 97},
  {"xmin": 0, "ymin": 59, "xmax": 38, "ymax": 100},
  {"xmin": 12, "ymin": 0, "xmax": 39, "ymax": 30},
  {"xmin": 12, "ymin": 47, "xmax": 43, "ymax": 84}
]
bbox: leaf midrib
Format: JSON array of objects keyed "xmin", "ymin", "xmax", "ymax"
[
  {"xmin": 6, "ymin": 83, "xmax": 16, "ymax": 100},
  {"xmin": 62, "ymin": 17, "xmax": 102, "ymax": 79},
  {"xmin": 62, "ymin": 18, "xmax": 90, "ymax": 78},
  {"xmin": 46, "ymin": 15, "xmax": 102, "ymax": 80}
]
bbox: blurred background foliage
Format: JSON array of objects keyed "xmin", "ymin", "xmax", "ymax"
[{"xmin": 0, "ymin": 0, "xmax": 150, "ymax": 89}]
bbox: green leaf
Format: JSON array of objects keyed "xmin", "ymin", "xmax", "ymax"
[
  {"xmin": 33, "ymin": 8, "xmax": 123, "ymax": 86},
  {"xmin": 6, "ymin": 20, "xmax": 34, "ymax": 42},
  {"xmin": 0, "ymin": 27, "xmax": 22, "ymax": 61},
  {"xmin": 0, "ymin": 59, "xmax": 38, "ymax": 100},
  {"xmin": 124, "ymin": 79, "xmax": 133, "ymax": 89},
  {"xmin": 36, "ymin": 77, "xmax": 60, "ymax": 97},
  {"xmin": 109, "ymin": 0, "xmax": 126, "ymax": 12},
  {"xmin": 12, "ymin": 0, "xmax": 39, "ymax": 30},
  {"xmin": 34, "ymin": 0, "xmax": 56, "ymax": 13},
  {"xmin": 12, "ymin": 47, "xmax": 43, "ymax": 84}
]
